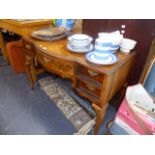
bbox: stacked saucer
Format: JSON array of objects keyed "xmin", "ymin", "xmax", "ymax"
[{"xmin": 67, "ymin": 34, "xmax": 93, "ymax": 53}]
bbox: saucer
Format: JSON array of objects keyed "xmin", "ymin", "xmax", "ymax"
[
  {"xmin": 67, "ymin": 43, "xmax": 93, "ymax": 53},
  {"xmin": 85, "ymin": 52, "xmax": 118, "ymax": 65}
]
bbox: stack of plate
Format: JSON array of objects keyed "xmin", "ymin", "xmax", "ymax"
[{"xmin": 67, "ymin": 34, "xmax": 93, "ymax": 53}]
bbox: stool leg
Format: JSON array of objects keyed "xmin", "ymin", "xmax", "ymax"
[{"xmin": 25, "ymin": 63, "xmax": 35, "ymax": 89}]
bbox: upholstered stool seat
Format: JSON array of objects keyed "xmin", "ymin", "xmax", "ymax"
[{"xmin": 6, "ymin": 40, "xmax": 25, "ymax": 73}]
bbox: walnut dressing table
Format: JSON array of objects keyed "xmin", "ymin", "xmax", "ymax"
[{"xmin": 23, "ymin": 37, "xmax": 135, "ymax": 134}]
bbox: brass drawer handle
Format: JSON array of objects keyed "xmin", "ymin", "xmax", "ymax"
[
  {"xmin": 25, "ymin": 44, "xmax": 32, "ymax": 50},
  {"xmin": 43, "ymin": 57, "xmax": 51, "ymax": 64},
  {"xmin": 88, "ymin": 70, "xmax": 98, "ymax": 77},
  {"xmin": 86, "ymin": 84, "xmax": 95, "ymax": 91}
]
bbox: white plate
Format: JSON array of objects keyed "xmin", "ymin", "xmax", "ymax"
[
  {"xmin": 67, "ymin": 43, "xmax": 93, "ymax": 53},
  {"xmin": 86, "ymin": 52, "xmax": 118, "ymax": 65}
]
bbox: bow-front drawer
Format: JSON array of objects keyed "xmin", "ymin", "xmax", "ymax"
[{"xmin": 36, "ymin": 50, "xmax": 74, "ymax": 77}]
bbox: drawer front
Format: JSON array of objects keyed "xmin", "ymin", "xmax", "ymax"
[
  {"xmin": 78, "ymin": 81, "xmax": 101, "ymax": 97},
  {"xmin": 77, "ymin": 65, "xmax": 103, "ymax": 83},
  {"xmin": 36, "ymin": 51, "xmax": 74, "ymax": 76}
]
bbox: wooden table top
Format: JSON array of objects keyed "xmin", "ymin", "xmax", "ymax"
[
  {"xmin": 0, "ymin": 19, "xmax": 52, "ymax": 38},
  {"xmin": 26, "ymin": 36, "xmax": 135, "ymax": 75},
  {"xmin": 0, "ymin": 19, "xmax": 52, "ymax": 27}
]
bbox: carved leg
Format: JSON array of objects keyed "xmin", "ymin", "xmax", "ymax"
[
  {"xmin": 25, "ymin": 62, "xmax": 35, "ymax": 89},
  {"xmin": 0, "ymin": 29, "xmax": 8, "ymax": 62},
  {"xmin": 30, "ymin": 63, "xmax": 37, "ymax": 86},
  {"xmin": 92, "ymin": 103, "xmax": 109, "ymax": 134}
]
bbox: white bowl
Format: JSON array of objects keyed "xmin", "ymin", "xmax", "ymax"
[{"xmin": 120, "ymin": 38, "xmax": 137, "ymax": 50}]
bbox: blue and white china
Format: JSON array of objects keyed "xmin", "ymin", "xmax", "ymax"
[
  {"xmin": 86, "ymin": 52, "xmax": 118, "ymax": 65},
  {"xmin": 67, "ymin": 43, "xmax": 93, "ymax": 53}
]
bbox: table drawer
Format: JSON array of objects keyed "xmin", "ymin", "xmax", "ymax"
[
  {"xmin": 77, "ymin": 65, "xmax": 103, "ymax": 83},
  {"xmin": 78, "ymin": 80, "xmax": 101, "ymax": 97},
  {"xmin": 36, "ymin": 51, "xmax": 74, "ymax": 76}
]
